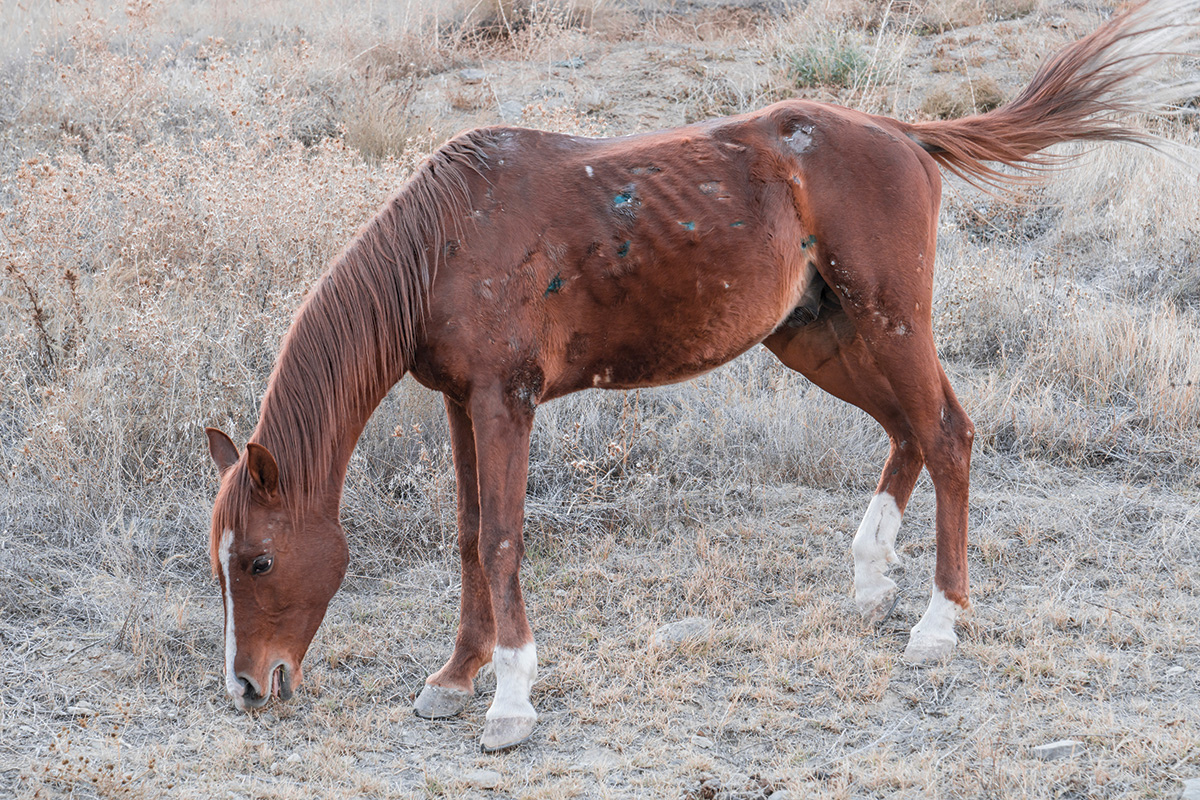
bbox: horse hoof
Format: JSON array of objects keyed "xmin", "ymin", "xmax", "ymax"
[
  {"xmin": 413, "ymin": 684, "xmax": 473, "ymax": 719},
  {"xmin": 856, "ymin": 579, "xmax": 898, "ymax": 624},
  {"xmin": 479, "ymin": 716, "xmax": 536, "ymax": 752},
  {"xmin": 903, "ymin": 632, "xmax": 957, "ymax": 666}
]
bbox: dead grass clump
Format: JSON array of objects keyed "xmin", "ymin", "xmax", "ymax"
[
  {"xmin": 920, "ymin": 74, "xmax": 1005, "ymax": 118},
  {"xmin": 908, "ymin": 0, "xmax": 1041, "ymax": 34}
]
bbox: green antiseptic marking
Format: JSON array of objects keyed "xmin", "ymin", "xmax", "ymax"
[
  {"xmin": 678, "ymin": 221, "xmax": 696, "ymax": 231},
  {"xmin": 617, "ymin": 241, "xmax": 630, "ymax": 257},
  {"xmin": 614, "ymin": 191, "xmax": 634, "ymax": 206},
  {"xmin": 801, "ymin": 234, "xmax": 817, "ymax": 249},
  {"xmin": 730, "ymin": 221, "xmax": 745, "ymax": 228},
  {"xmin": 544, "ymin": 273, "xmax": 564, "ymax": 296}
]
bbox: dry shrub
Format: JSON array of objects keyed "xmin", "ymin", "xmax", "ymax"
[
  {"xmin": 908, "ymin": 0, "xmax": 1041, "ymax": 33},
  {"xmin": 920, "ymin": 74, "xmax": 1005, "ymax": 118},
  {"xmin": 769, "ymin": 0, "xmax": 913, "ymax": 111}
]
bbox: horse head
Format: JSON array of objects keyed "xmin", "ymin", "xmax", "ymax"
[{"xmin": 205, "ymin": 428, "xmax": 348, "ymax": 711}]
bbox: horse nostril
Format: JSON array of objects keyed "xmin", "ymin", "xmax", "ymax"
[{"xmin": 238, "ymin": 676, "xmax": 262, "ymax": 702}]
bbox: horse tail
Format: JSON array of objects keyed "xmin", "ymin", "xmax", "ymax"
[{"xmin": 900, "ymin": 0, "xmax": 1200, "ymax": 188}]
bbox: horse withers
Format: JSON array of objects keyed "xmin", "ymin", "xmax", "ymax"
[{"xmin": 206, "ymin": 1, "xmax": 1199, "ymax": 751}]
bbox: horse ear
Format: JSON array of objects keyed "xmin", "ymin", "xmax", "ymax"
[
  {"xmin": 245, "ymin": 443, "xmax": 280, "ymax": 499},
  {"xmin": 206, "ymin": 428, "xmax": 239, "ymax": 475}
]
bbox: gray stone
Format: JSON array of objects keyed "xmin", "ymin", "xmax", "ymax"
[
  {"xmin": 499, "ymin": 100, "xmax": 524, "ymax": 122},
  {"xmin": 651, "ymin": 617, "xmax": 713, "ymax": 649},
  {"xmin": 463, "ymin": 769, "xmax": 502, "ymax": 790},
  {"xmin": 553, "ymin": 56, "xmax": 585, "ymax": 69},
  {"xmin": 459, "ymin": 68, "xmax": 487, "ymax": 84},
  {"xmin": 771, "ymin": 791, "xmax": 794, "ymax": 800},
  {"xmin": 1166, "ymin": 666, "xmax": 1186, "ymax": 677},
  {"xmin": 286, "ymin": 752, "xmax": 302, "ymax": 764},
  {"xmin": 1181, "ymin": 777, "xmax": 1200, "ymax": 800},
  {"xmin": 690, "ymin": 734, "xmax": 714, "ymax": 748},
  {"xmin": 1032, "ymin": 740, "xmax": 1083, "ymax": 761}
]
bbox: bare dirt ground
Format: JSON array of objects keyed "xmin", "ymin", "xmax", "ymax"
[{"xmin": 2, "ymin": 0, "xmax": 1199, "ymax": 797}]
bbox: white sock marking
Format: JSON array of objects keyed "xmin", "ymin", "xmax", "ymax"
[
  {"xmin": 853, "ymin": 492, "xmax": 902, "ymax": 612},
  {"xmin": 910, "ymin": 586, "xmax": 961, "ymax": 650},
  {"xmin": 486, "ymin": 642, "xmax": 538, "ymax": 721},
  {"xmin": 218, "ymin": 529, "xmax": 242, "ymax": 703}
]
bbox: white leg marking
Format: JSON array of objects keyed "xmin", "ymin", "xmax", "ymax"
[
  {"xmin": 218, "ymin": 529, "xmax": 243, "ymax": 705},
  {"xmin": 486, "ymin": 642, "xmax": 538, "ymax": 722},
  {"xmin": 853, "ymin": 492, "xmax": 902, "ymax": 620},
  {"xmin": 904, "ymin": 586, "xmax": 962, "ymax": 664}
]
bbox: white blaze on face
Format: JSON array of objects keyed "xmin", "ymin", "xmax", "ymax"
[
  {"xmin": 486, "ymin": 642, "xmax": 538, "ymax": 722},
  {"xmin": 853, "ymin": 492, "xmax": 902, "ymax": 613},
  {"xmin": 218, "ymin": 528, "xmax": 242, "ymax": 702}
]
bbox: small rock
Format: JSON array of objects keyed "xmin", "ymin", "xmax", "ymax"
[
  {"xmin": 1032, "ymin": 740, "xmax": 1083, "ymax": 761},
  {"xmin": 463, "ymin": 769, "xmax": 501, "ymax": 790},
  {"xmin": 1166, "ymin": 666, "xmax": 1186, "ymax": 677},
  {"xmin": 286, "ymin": 752, "xmax": 302, "ymax": 765},
  {"xmin": 1182, "ymin": 777, "xmax": 1200, "ymax": 800},
  {"xmin": 691, "ymin": 734, "xmax": 714, "ymax": 748},
  {"xmin": 771, "ymin": 791, "xmax": 794, "ymax": 800},
  {"xmin": 652, "ymin": 617, "xmax": 713, "ymax": 649},
  {"xmin": 341, "ymin": 755, "xmax": 356, "ymax": 768},
  {"xmin": 459, "ymin": 68, "xmax": 487, "ymax": 84},
  {"xmin": 269, "ymin": 761, "xmax": 281, "ymax": 775},
  {"xmin": 499, "ymin": 100, "xmax": 524, "ymax": 122},
  {"xmin": 66, "ymin": 705, "xmax": 96, "ymax": 717},
  {"xmin": 553, "ymin": 55, "xmax": 585, "ymax": 69}
]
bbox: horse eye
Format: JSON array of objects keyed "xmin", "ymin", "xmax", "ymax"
[{"xmin": 251, "ymin": 555, "xmax": 273, "ymax": 575}]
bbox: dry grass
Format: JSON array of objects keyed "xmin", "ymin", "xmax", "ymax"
[{"xmin": 3, "ymin": 0, "xmax": 1200, "ymax": 798}]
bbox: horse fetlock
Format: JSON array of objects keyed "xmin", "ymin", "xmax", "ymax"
[{"xmin": 413, "ymin": 683, "xmax": 474, "ymax": 719}]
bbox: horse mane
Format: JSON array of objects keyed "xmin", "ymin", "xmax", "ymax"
[{"xmin": 211, "ymin": 129, "xmax": 492, "ymax": 562}]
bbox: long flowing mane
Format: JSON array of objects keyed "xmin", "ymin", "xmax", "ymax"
[{"xmin": 211, "ymin": 130, "xmax": 491, "ymax": 548}]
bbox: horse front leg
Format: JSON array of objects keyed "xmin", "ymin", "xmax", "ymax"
[
  {"xmin": 414, "ymin": 397, "xmax": 495, "ymax": 719},
  {"xmin": 469, "ymin": 388, "xmax": 538, "ymax": 751}
]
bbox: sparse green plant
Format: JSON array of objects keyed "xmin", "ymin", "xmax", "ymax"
[{"xmin": 786, "ymin": 33, "xmax": 876, "ymax": 89}]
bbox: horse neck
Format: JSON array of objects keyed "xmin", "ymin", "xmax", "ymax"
[{"xmin": 250, "ymin": 201, "xmax": 433, "ymax": 516}]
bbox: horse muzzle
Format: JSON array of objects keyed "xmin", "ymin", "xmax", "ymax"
[{"xmin": 229, "ymin": 660, "xmax": 297, "ymax": 711}]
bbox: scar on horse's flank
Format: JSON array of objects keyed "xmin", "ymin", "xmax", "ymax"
[{"xmin": 205, "ymin": 0, "xmax": 1199, "ymax": 752}]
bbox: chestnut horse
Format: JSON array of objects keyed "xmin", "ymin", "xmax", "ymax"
[{"xmin": 206, "ymin": 2, "xmax": 1197, "ymax": 751}]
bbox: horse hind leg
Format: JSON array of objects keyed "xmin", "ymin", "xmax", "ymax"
[
  {"xmin": 822, "ymin": 282, "xmax": 973, "ymax": 664},
  {"xmin": 414, "ymin": 397, "xmax": 496, "ymax": 720},
  {"xmin": 763, "ymin": 319, "xmax": 924, "ymax": 624}
]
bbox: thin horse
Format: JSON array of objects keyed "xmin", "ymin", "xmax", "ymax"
[{"xmin": 206, "ymin": 1, "xmax": 1197, "ymax": 751}]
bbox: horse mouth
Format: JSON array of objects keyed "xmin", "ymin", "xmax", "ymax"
[{"xmin": 270, "ymin": 663, "xmax": 294, "ymax": 701}]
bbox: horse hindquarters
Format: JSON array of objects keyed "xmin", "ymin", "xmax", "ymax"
[{"xmin": 776, "ymin": 119, "xmax": 974, "ymax": 662}]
